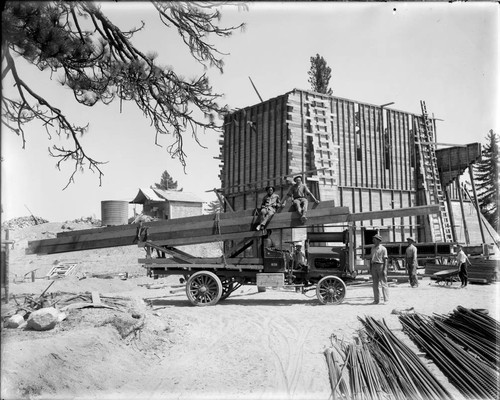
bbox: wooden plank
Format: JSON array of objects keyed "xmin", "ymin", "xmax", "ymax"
[
  {"xmin": 27, "ymin": 201, "xmax": 348, "ymax": 254},
  {"xmin": 348, "ymin": 205, "xmax": 440, "ymax": 222},
  {"xmin": 145, "ymin": 262, "xmax": 264, "ymax": 271},
  {"xmin": 139, "ymin": 257, "xmax": 263, "ymax": 265}
]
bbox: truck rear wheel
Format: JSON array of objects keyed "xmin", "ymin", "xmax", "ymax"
[
  {"xmin": 186, "ymin": 271, "xmax": 222, "ymax": 306},
  {"xmin": 316, "ymin": 276, "xmax": 346, "ymax": 305}
]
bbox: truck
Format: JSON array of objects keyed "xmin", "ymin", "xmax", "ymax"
[{"xmin": 27, "ymin": 201, "xmax": 440, "ymax": 306}]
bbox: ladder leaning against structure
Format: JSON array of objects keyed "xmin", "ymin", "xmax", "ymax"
[{"xmin": 414, "ymin": 101, "xmax": 454, "ymax": 243}]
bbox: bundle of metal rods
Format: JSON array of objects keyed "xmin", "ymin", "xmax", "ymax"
[
  {"xmin": 433, "ymin": 306, "xmax": 500, "ymax": 368},
  {"xmin": 399, "ymin": 309, "xmax": 499, "ymax": 399},
  {"xmin": 324, "ymin": 336, "xmax": 394, "ymax": 400},
  {"xmin": 360, "ymin": 317, "xmax": 453, "ymax": 400},
  {"xmin": 324, "ymin": 316, "xmax": 453, "ymax": 400}
]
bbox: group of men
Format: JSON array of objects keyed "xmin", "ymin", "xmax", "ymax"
[
  {"xmin": 256, "ymin": 174, "xmax": 319, "ymax": 231},
  {"xmin": 370, "ymin": 235, "xmax": 471, "ymax": 304},
  {"xmin": 257, "ymin": 174, "xmax": 472, "ymax": 304},
  {"xmin": 368, "ymin": 234, "xmax": 418, "ymax": 305}
]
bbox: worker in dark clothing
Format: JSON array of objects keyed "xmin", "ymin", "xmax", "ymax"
[
  {"xmin": 405, "ymin": 237, "xmax": 419, "ymax": 287},
  {"xmin": 256, "ymin": 185, "xmax": 281, "ymax": 231},
  {"xmin": 282, "ymin": 175, "xmax": 319, "ymax": 223}
]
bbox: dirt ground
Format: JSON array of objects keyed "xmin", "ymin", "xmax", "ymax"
[{"xmin": 1, "ymin": 222, "xmax": 499, "ymax": 400}]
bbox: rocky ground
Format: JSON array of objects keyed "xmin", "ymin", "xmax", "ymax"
[{"xmin": 1, "ymin": 219, "xmax": 499, "ymax": 400}]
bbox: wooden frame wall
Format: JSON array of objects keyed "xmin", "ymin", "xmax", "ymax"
[{"xmin": 221, "ymin": 89, "xmax": 425, "ymax": 255}]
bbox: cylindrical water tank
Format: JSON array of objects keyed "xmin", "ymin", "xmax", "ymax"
[{"xmin": 101, "ymin": 200, "xmax": 129, "ymax": 226}]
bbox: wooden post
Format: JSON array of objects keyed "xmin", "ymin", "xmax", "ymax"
[
  {"xmin": 3, "ymin": 230, "xmax": 10, "ymax": 304},
  {"xmin": 457, "ymin": 180, "xmax": 470, "ymax": 245},
  {"xmin": 348, "ymin": 223, "xmax": 355, "ymax": 274},
  {"xmin": 444, "ymin": 186, "xmax": 457, "ymax": 242},
  {"xmin": 468, "ymin": 166, "xmax": 486, "ymax": 244}
]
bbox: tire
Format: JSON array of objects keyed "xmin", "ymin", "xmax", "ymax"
[
  {"xmin": 316, "ymin": 275, "xmax": 346, "ymax": 305},
  {"xmin": 186, "ymin": 271, "xmax": 223, "ymax": 306}
]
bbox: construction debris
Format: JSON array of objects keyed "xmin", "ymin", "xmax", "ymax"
[
  {"xmin": 46, "ymin": 263, "xmax": 78, "ymax": 279},
  {"xmin": 1, "ymin": 216, "xmax": 49, "ymax": 230},
  {"xmin": 26, "ymin": 307, "xmax": 65, "ymax": 331},
  {"xmin": 5, "ymin": 314, "xmax": 25, "ymax": 329}
]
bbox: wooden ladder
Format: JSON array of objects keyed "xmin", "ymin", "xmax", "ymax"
[{"xmin": 414, "ymin": 101, "xmax": 454, "ymax": 242}]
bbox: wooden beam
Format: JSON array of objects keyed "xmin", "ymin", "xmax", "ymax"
[
  {"xmin": 347, "ymin": 205, "xmax": 440, "ymax": 222},
  {"xmin": 27, "ymin": 201, "xmax": 349, "ymax": 255},
  {"xmin": 141, "ymin": 261, "xmax": 264, "ymax": 271}
]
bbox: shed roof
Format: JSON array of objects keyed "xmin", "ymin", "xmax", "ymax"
[
  {"xmin": 130, "ymin": 188, "xmax": 204, "ymax": 204},
  {"xmin": 153, "ymin": 188, "xmax": 204, "ymax": 203}
]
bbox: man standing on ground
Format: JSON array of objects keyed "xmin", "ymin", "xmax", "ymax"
[
  {"xmin": 282, "ymin": 175, "xmax": 319, "ymax": 223},
  {"xmin": 455, "ymin": 244, "xmax": 471, "ymax": 288},
  {"xmin": 405, "ymin": 237, "xmax": 419, "ymax": 288},
  {"xmin": 370, "ymin": 234, "xmax": 389, "ymax": 304},
  {"xmin": 256, "ymin": 186, "xmax": 281, "ymax": 231}
]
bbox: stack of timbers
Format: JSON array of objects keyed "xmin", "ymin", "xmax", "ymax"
[
  {"xmin": 26, "ymin": 202, "xmax": 439, "ymax": 256},
  {"xmin": 324, "ymin": 307, "xmax": 499, "ymax": 400},
  {"xmin": 425, "ymin": 259, "xmax": 499, "ymax": 284},
  {"xmin": 26, "ymin": 201, "xmax": 348, "ymax": 255}
]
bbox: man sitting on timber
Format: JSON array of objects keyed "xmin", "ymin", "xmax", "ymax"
[
  {"xmin": 282, "ymin": 175, "xmax": 320, "ymax": 223},
  {"xmin": 256, "ymin": 185, "xmax": 282, "ymax": 231}
]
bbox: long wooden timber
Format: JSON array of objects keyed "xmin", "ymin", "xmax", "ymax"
[
  {"xmin": 26, "ymin": 203, "xmax": 440, "ymax": 255},
  {"xmin": 347, "ymin": 205, "xmax": 440, "ymax": 222},
  {"xmin": 26, "ymin": 201, "xmax": 347, "ymax": 255},
  {"xmin": 141, "ymin": 263, "xmax": 265, "ymax": 272}
]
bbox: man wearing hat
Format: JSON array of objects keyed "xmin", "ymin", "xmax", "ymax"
[
  {"xmin": 292, "ymin": 243, "xmax": 307, "ymax": 271},
  {"xmin": 256, "ymin": 185, "xmax": 282, "ymax": 231},
  {"xmin": 369, "ymin": 234, "xmax": 389, "ymax": 304},
  {"xmin": 405, "ymin": 237, "xmax": 419, "ymax": 288},
  {"xmin": 282, "ymin": 175, "xmax": 320, "ymax": 223},
  {"xmin": 455, "ymin": 244, "xmax": 471, "ymax": 288}
]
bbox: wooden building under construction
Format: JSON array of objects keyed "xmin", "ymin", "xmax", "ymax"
[{"xmin": 218, "ymin": 88, "xmax": 486, "ymax": 260}]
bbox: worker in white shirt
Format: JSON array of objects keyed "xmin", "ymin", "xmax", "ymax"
[
  {"xmin": 455, "ymin": 244, "xmax": 471, "ymax": 288},
  {"xmin": 369, "ymin": 234, "xmax": 389, "ymax": 304}
]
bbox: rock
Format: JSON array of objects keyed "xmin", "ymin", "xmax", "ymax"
[
  {"xmin": 27, "ymin": 307, "xmax": 61, "ymax": 331},
  {"xmin": 6, "ymin": 314, "xmax": 25, "ymax": 328}
]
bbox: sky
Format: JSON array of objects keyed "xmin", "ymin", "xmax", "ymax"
[{"xmin": 1, "ymin": 1, "xmax": 498, "ymax": 222}]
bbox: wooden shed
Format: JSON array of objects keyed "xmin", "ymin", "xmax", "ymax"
[
  {"xmin": 130, "ymin": 188, "xmax": 204, "ymax": 220},
  {"xmin": 219, "ymin": 88, "xmax": 483, "ymax": 258}
]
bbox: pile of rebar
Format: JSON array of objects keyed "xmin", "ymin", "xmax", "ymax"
[
  {"xmin": 399, "ymin": 307, "xmax": 500, "ymax": 399},
  {"xmin": 324, "ymin": 316, "xmax": 453, "ymax": 400}
]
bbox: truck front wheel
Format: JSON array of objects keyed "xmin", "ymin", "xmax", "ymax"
[
  {"xmin": 186, "ymin": 271, "xmax": 223, "ymax": 306},
  {"xmin": 316, "ymin": 276, "xmax": 346, "ymax": 305}
]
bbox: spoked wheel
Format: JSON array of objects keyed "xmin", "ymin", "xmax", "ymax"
[
  {"xmin": 186, "ymin": 271, "xmax": 222, "ymax": 306},
  {"xmin": 316, "ymin": 275, "xmax": 346, "ymax": 305}
]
